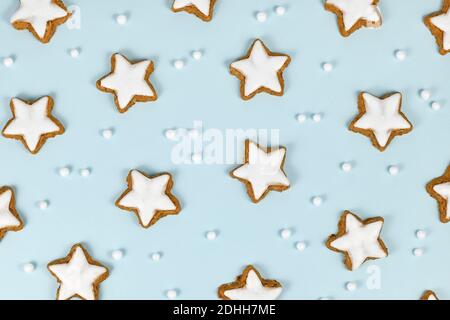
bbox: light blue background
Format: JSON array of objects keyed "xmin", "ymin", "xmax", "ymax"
[{"xmin": 0, "ymin": 0, "xmax": 449, "ymax": 300}]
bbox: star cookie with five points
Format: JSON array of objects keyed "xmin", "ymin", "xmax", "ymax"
[
  {"xmin": 421, "ymin": 290, "xmax": 439, "ymax": 300},
  {"xmin": 10, "ymin": 0, "xmax": 71, "ymax": 44},
  {"xmin": 424, "ymin": 0, "xmax": 450, "ymax": 55},
  {"xmin": 230, "ymin": 140, "xmax": 290, "ymax": 203},
  {"xmin": 326, "ymin": 211, "xmax": 388, "ymax": 271},
  {"xmin": 349, "ymin": 92, "xmax": 412, "ymax": 152},
  {"xmin": 2, "ymin": 96, "xmax": 65, "ymax": 155},
  {"xmin": 0, "ymin": 186, "xmax": 24, "ymax": 241},
  {"xmin": 96, "ymin": 53, "xmax": 158, "ymax": 113},
  {"xmin": 47, "ymin": 244, "xmax": 109, "ymax": 300},
  {"xmin": 230, "ymin": 39, "xmax": 291, "ymax": 100},
  {"xmin": 426, "ymin": 165, "xmax": 450, "ymax": 223},
  {"xmin": 116, "ymin": 170, "xmax": 182, "ymax": 228},
  {"xmin": 325, "ymin": 0, "xmax": 382, "ymax": 37},
  {"xmin": 172, "ymin": 0, "xmax": 217, "ymax": 22},
  {"xmin": 218, "ymin": 265, "xmax": 283, "ymax": 300}
]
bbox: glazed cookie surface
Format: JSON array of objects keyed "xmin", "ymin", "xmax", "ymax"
[
  {"xmin": 10, "ymin": 0, "xmax": 71, "ymax": 43},
  {"xmin": 171, "ymin": 0, "xmax": 217, "ymax": 22},
  {"xmin": 218, "ymin": 265, "xmax": 282, "ymax": 300},
  {"xmin": 47, "ymin": 244, "xmax": 109, "ymax": 300}
]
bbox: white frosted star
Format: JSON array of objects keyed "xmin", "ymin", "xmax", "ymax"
[
  {"xmin": 10, "ymin": 0, "xmax": 69, "ymax": 40},
  {"xmin": 326, "ymin": 0, "xmax": 381, "ymax": 32},
  {"xmin": 230, "ymin": 40, "xmax": 290, "ymax": 99},
  {"xmin": 352, "ymin": 92, "xmax": 411, "ymax": 149},
  {"xmin": 2, "ymin": 96, "xmax": 64, "ymax": 154},
  {"xmin": 97, "ymin": 54, "xmax": 157, "ymax": 112},
  {"xmin": 117, "ymin": 170, "xmax": 179, "ymax": 227},
  {"xmin": 434, "ymin": 182, "xmax": 450, "ymax": 219},
  {"xmin": 0, "ymin": 189, "xmax": 21, "ymax": 231},
  {"xmin": 224, "ymin": 269, "xmax": 282, "ymax": 300},
  {"xmin": 232, "ymin": 141, "xmax": 290, "ymax": 202},
  {"xmin": 172, "ymin": 0, "xmax": 212, "ymax": 16},
  {"xmin": 48, "ymin": 245, "xmax": 108, "ymax": 300},
  {"xmin": 430, "ymin": 11, "xmax": 450, "ymax": 50},
  {"xmin": 329, "ymin": 213, "xmax": 387, "ymax": 271}
]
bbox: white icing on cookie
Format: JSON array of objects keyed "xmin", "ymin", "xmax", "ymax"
[
  {"xmin": 172, "ymin": 0, "xmax": 212, "ymax": 16},
  {"xmin": 430, "ymin": 10, "xmax": 450, "ymax": 50},
  {"xmin": 231, "ymin": 40, "xmax": 290, "ymax": 98},
  {"xmin": 3, "ymin": 97, "xmax": 63, "ymax": 153},
  {"xmin": 10, "ymin": 0, "xmax": 68, "ymax": 39},
  {"xmin": 0, "ymin": 189, "xmax": 21, "ymax": 230},
  {"xmin": 353, "ymin": 93, "xmax": 411, "ymax": 148},
  {"xmin": 98, "ymin": 54, "xmax": 156, "ymax": 111},
  {"xmin": 326, "ymin": 0, "xmax": 381, "ymax": 31},
  {"xmin": 434, "ymin": 182, "xmax": 450, "ymax": 219},
  {"xmin": 48, "ymin": 245, "xmax": 108, "ymax": 300},
  {"xmin": 232, "ymin": 141, "xmax": 289, "ymax": 201},
  {"xmin": 224, "ymin": 270, "xmax": 282, "ymax": 300},
  {"xmin": 117, "ymin": 170, "xmax": 177, "ymax": 227},
  {"xmin": 330, "ymin": 213, "xmax": 387, "ymax": 270},
  {"xmin": 426, "ymin": 292, "xmax": 438, "ymax": 300}
]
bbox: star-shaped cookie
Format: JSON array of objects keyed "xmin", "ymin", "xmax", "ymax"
[
  {"xmin": 325, "ymin": 0, "xmax": 382, "ymax": 37},
  {"xmin": 10, "ymin": 0, "xmax": 71, "ymax": 43},
  {"xmin": 115, "ymin": 170, "xmax": 182, "ymax": 228},
  {"xmin": 326, "ymin": 211, "xmax": 388, "ymax": 271},
  {"xmin": 218, "ymin": 265, "xmax": 283, "ymax": 300},
  {"xmin": 2, "ymin": 96, "xmax": 65, "ymax": 155},
  {"xmin": 349, "ymin": 92, "xmax": 412, "ymax": 152},
  {"xmin": 96, "ymin": 53, "xmax": 158, "ymax": 113},
  {"xmin": 230, "ymin": 39, "xmax": 291, "ymax": 100},
  {"xmin": 421, "ymin": 290, "xmax": 439, "ymax": 300},
  {"xmin": 0, "ymin": 186, "xmax": 24, "ymax": 241},
  {"xmin": 426, "ymin": 166, "xmax": 450, "ymax": 223},
  {"xmin": 230, "ymin": 140, "xmax": 290, "ymax": 203},
  {"xmin": 172, "ymin": 0, "xmax": 217, "ymax": 22},
  {"xmin": 424, "ymin": 0, "xmax": 450, "ymax": 55},
  {"xmin": 47, "ymin": 243, "xmax": 109, "ymax": 300}
]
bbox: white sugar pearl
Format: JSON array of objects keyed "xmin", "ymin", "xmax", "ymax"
[
  {"xmin": 419, "ymin": 89, "xmax": 431, "ymax": 101},
  {"xmin": 341, "ymin": 162, "xmax": 353, "ymax": 172},
  {"xmin": 346, "ymin": 281, "xmax": 357, "ymax": 291},
  {"xmin": 58, "ymin": 167, "xmax": 71, "ymax": 177},
  {"xmin": 311, "ymin": 196, "xmax": 323, "ymax": 207},
  {"xmin": 322, "ymin": 62, "xmax": 333, "ymax": 72},
  {"xmin": 79, "ymin": 168, "xmax": 91, "ymax": 177},
  {"xmin": 166, "ymin": 289, "xmax": 178, "ymax": 299},
  {"xmin": 165, "ymin": 129, "xmax": 177, "ymax": 140},
  {"xmin": 102, "ymin": 128, "xmax": 114, "ymax": 139},
  {"xmin": 206, "ymin": 230, "xmax": 217, "ymax": 240},
  {"xmin": 413, "ymin": 248, "xmax": 424, "ymax": 257},
  {"xmin": 38, "ymin": 200, "xmax": 49, "ymax": 210},
  {"xmin": 394, "ymin": 49, "xmax": 406, "ymax": 61},
  {"xmin": 69, "ymin": 48, "xmax": 80, "ymax": 58},
  {"xmin": 116, "ymin": 14, "xmax": 127, "ymax": 25},
  {"xmin": 416, "ymin": 229, "xmax": 427, "ymax": 240},
  {"xmin": 151, "ymin": 252, "xmax": 162, "ymax": 261},
  {"xmin": 295, "ymin": 241, "xmax": 306, "ymax": 251},
  {"xmin": 274, "ymin": 6, "xmax": 286, "ymax": 16},
  {"xmin": 280, "ymin": 228, "xmax": 292, "ymax": 239},
  {"xmin": 23, "ymin": 262, "xmax": 35, "ymax": 273},
  {"xmin": 191, "ymin": 50, "xmax": 203, "ymax": 60},
  {"xmin": 255, "ymin": 11, "xmax": 268, "ymax": 22},
  {"xmin": 312, "ymin": 113, "xmax": 322, "ymax": 122},
  {"xmin": 192, "ymin": 153, "xmax": 202, "ymax": 163},
  {"xmin": 111, "ymin": 249, "xmax": 124, "ymax": 260},
  {"xmin": 296, "ymin": 113, "xmax": 307, "ymax": 123},
  {"xmin": 430, "ymin": 101, "xmax": 441, "ymax": 111},
  {"xmin": 173, "ymin": 59, "xmax": 185, "ymax": 70},
  {"xmin": 3, "ymin": 56, "xmax": 14, "ymax": 67},
  {"xmin": 388, "ymin": 165, "xmax": 399, "ymax": 176}
]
